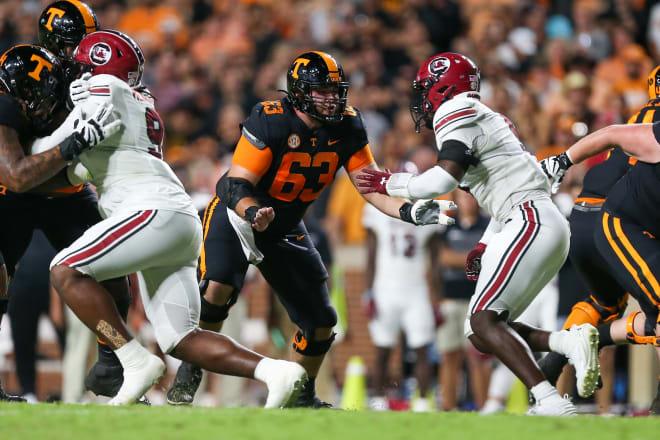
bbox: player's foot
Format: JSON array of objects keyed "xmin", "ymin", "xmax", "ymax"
[
  {"xmin": 649, "ymin": 393, "xmax": 660, "ymax": 415},
  {"xmin": 0, "ymin": 383, "xmax": 26, "ymax": 403},
  {"xmin": 85, "ymin": 361, "xmax": 124, "ymax": 397},
  {"xmin": 368, "ymin": 396, "xmax": 389, "ymax": 411},
  {"xmin": 564, "ymin": 324, "xmax": 600, "ymax": 398},
  {"xmin": 411, "ymin": 397, "xmax": 431, "ymax": 412},
  {"xmin": 108, "ymin": 354, "xmax": 165, "ymax": 406},
  {"xmin": 526, "ymin": 393, "xmax": 577, "ymax": 416},
  {"xmin": 166, "ymin": 361, "xmax": 203, "ymax": 406},
  {"xmin": 480, "ymin": 398, "xmax": 505, "ymax": 415},
  {"xmin": 263, "ymin": 361, "xmax": 307, "ymax": 409},
  {"xmin": 293, "ymin": 377, "xmax": 333, "ymax": 408}
]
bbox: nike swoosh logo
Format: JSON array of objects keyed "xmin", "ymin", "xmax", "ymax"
[
  {"xmin": 328, "ymin": 139, "xmax": 340, "ymax": 146},
  {"xmin": 296, "ymin": 234, "xmax": 305, "ymax": 241}
]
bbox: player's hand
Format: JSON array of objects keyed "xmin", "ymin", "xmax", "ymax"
[
  {"xmin": 361, "ymin": 290, "xmax": 376, "ymax": 319},
  {"xmin": 69, "ymin": 72, "xmax": 92, "ymax": 104},
  {"xmin": 539, "ymin": 152, "xmax": 573, "ymax": 194},
  {"xmin": 465, "ymin": 242, "xmax": 486, "ymax": 281},
  {"xmin": 251, "ymin": 206, "xmax": 274, "ymax": 232},
  {"xmin": 433, "ymin": 303, "xmax": 445, "ymax": 328},
  {"xmin": 355, "ymin": 168, "xmax": 392, "ymax": 194},
  {"xmin": 407, "ymin": 199, "xmax": 456, "ymax": 226},
  {"xmin": 60, "ymin": 102, "xmax": 122, "ymax": 160}
]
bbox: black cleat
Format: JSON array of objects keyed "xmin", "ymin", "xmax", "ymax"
[
  {"xmin": 293, "ymin": 378, "xmax": 333, "ymax": 409},
  {"xmin": 166, "ymin": 361, "xmax": 203, "ymax": 405},
  {"xmin": 0, "ymin": 382, "xmax": 26, "ymax": 403},
  {"xmin": 85, "ymin": 362, "xmax": 124, "ymax": 397}
]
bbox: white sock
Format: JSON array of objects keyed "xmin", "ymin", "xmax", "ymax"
[
  {"xmin": 548, "ymin": 330, "xmax": 569, "ymax": 354},
  {"xmin": 253, "ymin": 357, "xmax": 278, "ymax": 384},
  {"xmin": 114, "ymin": 339, "xmax": 150, "ymax": 370},
  {"xmin": 530, "ymin": 380, "xmax": 557, "ymax": 402}
]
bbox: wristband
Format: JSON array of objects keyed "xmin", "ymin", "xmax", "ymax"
[
  {"xmin": 399, "ymin": 202, "xmax": 414, "ymax": 224},
  {"xmin": 244, "ymin": 206, "xmax": 259, "ymax": 224}
]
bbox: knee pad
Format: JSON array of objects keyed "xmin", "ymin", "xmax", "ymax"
[
  {"xmin": 563, "ymin": 294, "xmax": 629, "ymax": 329},
  {"xmin": 199, "ymin": 280, "xmax": 238, "ymax": 324},
  {"xmin": 292, "ymin": 330, "xmax": 336, "ymax": 356},
  {"xmin": 625, "ymin": 311, "xmax": 660, "ymax": 346}
]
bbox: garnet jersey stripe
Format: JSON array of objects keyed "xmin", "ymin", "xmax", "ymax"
[
  {"xmin": 472, "ymin": 201, "xmax": 541, "ymax": 313},
  {"xmin": 434, "ymin": 108, "xmax": 477, "ymax": 134},
  {"xmin": 57, "ymin": 210, "xmax": 156, "ymax": 267}
]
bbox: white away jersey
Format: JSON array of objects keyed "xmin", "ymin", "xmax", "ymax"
[
  {"xmin": 51, "ymin": 74, "xmax": 196, "ymax": 218},
  {"xmin": 433, "ymin": 94, "xmax": 550, "ymax": 221},
  {"xmin": 362, "ymin": 203, "xmax": 443, "ymax": 293}
]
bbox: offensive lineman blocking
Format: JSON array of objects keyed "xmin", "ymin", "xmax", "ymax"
[{"xmin": 36, "ymin": 30, "xmax": 307, "ymax": 406}]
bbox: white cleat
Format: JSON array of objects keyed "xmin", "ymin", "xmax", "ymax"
[
  {"xmin": 480, "ymin": 399, "xmax": 505, "ymax": 415},
  {"xmin": 411, "ymin": 397, "xmax": 431, "ymax": 413},
  {"xmin": 526, "ymin": 393, "xmax": 577, "ymax": 416},
  {"xmin": 565, "ymin": 324, "xmax": 600, "ymax": 398},
  {"xmin": 368, "ymin": 396, "xmax": 389, "ymax": 411},
  {"xmin": 263, "ymin": 361, "xmax": 307, "ymax": 409},
  {"xmin": 108, "ymin": 355, "xmax": 165, "ymax": 406}
]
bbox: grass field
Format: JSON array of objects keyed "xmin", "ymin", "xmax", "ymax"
[{"xmin": 1, "ymin": 403, "xmax": 658, "ymax": 440}]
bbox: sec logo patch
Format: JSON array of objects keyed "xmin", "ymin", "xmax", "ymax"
[{"xmin": 288, "ymin": 134, "xmax": 301, "ymax": 149}]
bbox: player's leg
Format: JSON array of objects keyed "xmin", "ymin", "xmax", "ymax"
[
  {"xmin": 41, "ymin": 189, "xmax": 132, "ymax": 398},
  {"xmin": 401, "ymin": 288, "xmax": 434, "ymax": 411},
  {"xmin": 258, "ymin": 229, "xmax": 337, "ymax": 408},
  {"xmin": 134, "ymin": 213, "xmax": 305, "ymax": 408},
  {"xmin": 436, "ymin": 299, "xmax": 468, "ymax": 411},
  {"xmin": 167, "ymin": 202, "xmax": 249, "ymax": 405},
  {"xmin": 539, "ymin": 208, "xmax": 628, "ymax": 386},
  {"xmin": 593, "ymin": 211, "xmax": 660, "ymax": 413},
  {"xmin": 50, "ymin": 210, "xmax": 169, "ymax": 405},
  {"xmin": 0, "ymin": 253, "xmax": 24, "ymax": 402},
  {"xmin": 466, "ymin": 199, "xmax": 580, "ymax": 415},
  {"xmin": 366, "ymin": 292, "xmax": 398, "ymax": 410}
]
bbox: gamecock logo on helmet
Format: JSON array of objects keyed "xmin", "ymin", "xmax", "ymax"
[
  {"xmin": 428, "ymin": 57, "xmax": 450, "ymax": 76},
  {"xmin": 90, "ymin": 42, "xmax": 111, "ymax": 65}
]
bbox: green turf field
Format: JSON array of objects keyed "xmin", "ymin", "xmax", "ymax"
[{"xmin": 1, "ymin": 403, "xmax": 658, "ymax": 440}]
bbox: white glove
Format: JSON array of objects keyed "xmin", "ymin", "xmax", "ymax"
[
  {"xmin": 409, "ymin": 199, "xmax": 456, "ymax": 226},
  {"xmin": 60, "ymin": 102, "xmax": 122, "ymax": 160},
  {"xmin": 539, "ymin": 152, "xmax": 573, "ymax": 194},
  {"xmin": 69, "ymin": 72, "xmax": 92, "ymax": 104}
]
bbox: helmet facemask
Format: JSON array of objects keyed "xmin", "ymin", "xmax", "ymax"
[{"xmin": 290, "ymin": 80, "xmax": 349, "ymax": 124}]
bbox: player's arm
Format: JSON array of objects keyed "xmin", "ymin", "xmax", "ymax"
[
  {"xmin": 0, "ymin": 124, "xmax": 69, "ymax": 193},
  {"xmin": 541, "ymin": 122, "xmax": 660, "ymax": 191},
  {"xmin": 216, "ymin": 135, "xmax": 274, "ymax": 231},
  {"xmin": 568, "ymin": 123, "xmax": 660, "ymax": 164}
]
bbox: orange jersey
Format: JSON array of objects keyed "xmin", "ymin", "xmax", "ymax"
[{"xmin": 225, "ymin": 98, "xmax": 373, "ymax": 237}]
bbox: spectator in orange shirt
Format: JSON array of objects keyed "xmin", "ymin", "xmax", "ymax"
[{"xmin": 117, "ymin": 0, "xmax": 188, "ymax": 53}]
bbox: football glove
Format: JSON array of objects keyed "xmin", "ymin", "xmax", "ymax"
[
  {"xmin": 356, "ymin": 168, "xmax": 393, "ymax": 195},
  {"xmin": 60, "ymin": 102, "xmax": 121, "ymax": 161},
  {"xmin": 539, "ymin": 152, "xmax": 573, "ymax": 194},
  {"xmin": 465, "ymin": 242, "xmax": 486, "ymax": 281},
  {"xmin": 69, "ymin": 72, "xmax": 93, "ymax": 104},
  {"xmin": 400, "ymin": 199, "xmax": 456, "ymax": 226}
]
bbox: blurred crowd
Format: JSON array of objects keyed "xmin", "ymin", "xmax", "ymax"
[{"xmin": 1, "ymin": 0, "xmax": 660, "ymax": 412}]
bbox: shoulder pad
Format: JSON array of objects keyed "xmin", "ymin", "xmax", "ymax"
[
  {"xmin": 241, "ymin": 99, "xmax": 292, "ymax": 150},
  {"xmin": 433, "ymin": 97, "xmax": 479, "ymax": 138}
]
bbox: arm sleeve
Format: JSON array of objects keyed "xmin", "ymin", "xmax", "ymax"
[
  {"xmin": 346, "ymin": 145, "xmax": 375, "ymax": 173},
  {"xmin": 407, "ymin": 165, "xmax": 459, "ymax": 199},
  {"xmin": 30, "ymin": 107, "xmax": 82, "ymax": 155}
]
